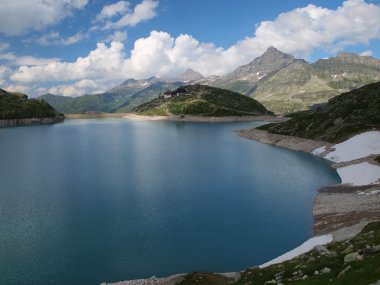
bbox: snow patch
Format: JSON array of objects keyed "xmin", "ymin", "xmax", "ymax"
[
  {"xmin": 324, "ymin": 131, "xmax": 380, "ymax": 163},
  {"xmin": 358, "ymin": 189, "xmax": 380, "ymax": 196},
  {"xmin": 312, "ymin": 146, "xmax": 326, "ymax": 156},
  {"xmin": 259, "ymin": 235, "xmax": 333, "ymax": 269},
  {"xmin": 337, "ymin": 162, "xmax": 380, "ymax": 186}
]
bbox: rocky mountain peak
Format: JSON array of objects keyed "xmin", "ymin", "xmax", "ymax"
[
  {"xmin": 173, "ymin": 69, "xmax": 204, "ymax": 82},
  {"xmin": 253, "ymin": 47, "xmax": 295, "ymax": 68},
  {"xmin": 228, "ymin": 47, "xmax": 295, "ymax": 83}
]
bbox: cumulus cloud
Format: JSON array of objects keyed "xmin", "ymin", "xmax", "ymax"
[
  {"xmin": 360, "ymin": 50, "xmax": 373, "ymax": 56},
  {"xmin": 96, "ymin": 1, "xmax": 129, "ymax": 21},
  {"xmin": 48, "ymin": 80, "xmax": 106, "ymax": 97},
  {"xmin": 0, "ymin": 0, "xmax": 88, "ymax": 36},
  {"xmin": 235, "ymin": 0, "xmax": 380, "ymax": 58},
  {"xmin": 105, "ymin": 31, "xmax": 128, "ymax": 42},
  {"xmin": 0, "ymin": 53, "xmax": 60, "ymax": 66},
  {"xmin": 7, "ymin": 0, "xmax": 380, "ymax": 97},
  {"xmin": 36, "ymin": 31, "xmax": 86, "ymax": 46},
  {"xmin": 97, "ymin": 0, "xmax": 159, "ymax": 29},
  {"xmin": 0, "ymin": 43, "xmax": 10, "ymax": 52},
  {"xmin": 11, "ymin": 42, "xmax": 128, "ymax": 83}
]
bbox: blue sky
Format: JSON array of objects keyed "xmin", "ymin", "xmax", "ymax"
[{"xmin": 0, "ymin": 0, "xmax": 379, "ymax": 96}]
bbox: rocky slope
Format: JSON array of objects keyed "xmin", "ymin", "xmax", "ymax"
[
  {"xmin": 258, "ymin": 82, "xmax": 380, "ymax": 143},
  {"xmin": 204, "ymin": 48, "xmax": 380, "ymax": 114},
  {"xmin": 134, "ymin": 85, "xmax": 272, "ymax": 117},
  {"xmin": 0, "ymin": 88, "xmax": 63, "ymax": 127}
]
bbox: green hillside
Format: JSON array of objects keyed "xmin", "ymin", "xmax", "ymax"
[
  {"xmin": 0, "ymin": 89, "xmax": 62, "ymax": 120},
  {"xmin": 134, "ymin": 85, "xmax": 272, "ymax": 117},
  {"xmin": 258, "ymin": 82, "xmax": 380, "ymax": 143}
]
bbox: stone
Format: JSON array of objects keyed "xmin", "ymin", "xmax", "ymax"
[
  {"xmin": 315, "ymin": 245, "xmax": 330, "ymax": 255},
  {"xmin": 314, "ymin": 271, "xmax": 319, "ymax": 276},
  {"xmin": 307, "ymin": 256, "xmax": 316, "ymax": 263},
  {"xmin": 321, "ymin": 267, "xmax": 331, "ymax": 274},
  {"xmin": 342, "ymin": 245, "xmax": 354, "ymax": 255},
  {"xmin": 302, "ymin": 275, "xmax": 308, "ymax": 280},
  {"xmin": 344, "ymin": 252, "xmax": 359, "ymax": 263},
  {"xmin": 357, "ymin": 255, "xmax": 364, "ymax": 261},
  {"xmin": 338, "ymin": 266, "xmax": 351, "ymax": 278},
  {"xmin": 372, "ymin": 245, "xmax": 380, "ymax": 253}
]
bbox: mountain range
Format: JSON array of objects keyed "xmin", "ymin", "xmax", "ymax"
[{"xmin": 39, "ymin": 47, "xmax": 380, "ymax": 115}]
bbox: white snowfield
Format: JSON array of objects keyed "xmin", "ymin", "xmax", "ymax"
[
  {"xmin": 312, "ymin": 131, "xmax": 380, "ymax": 186},
  {"xmin": 337, "ymin": 162, "xmax": 380, "ymax": 186},
  {"xmin": 259, "ymin": 235, "xmax": 333, "ymax": 269},
  {"xmin": 324, "ymin": 131, "xmax": 380, "ymax": 163}
]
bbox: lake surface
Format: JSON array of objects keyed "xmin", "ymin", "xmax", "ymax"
[{"xmin": 0, "ymin": 119, "xmax": 340, "ymax": 284}]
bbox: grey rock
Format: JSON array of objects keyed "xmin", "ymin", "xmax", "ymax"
[
  {"xmin": 344, "ymin": 252, "xmax": 359, "ymax": 263},
  {"xmin": 321, "ymin": 267, "xmax": 331, "ymax": 274},
  {"xmin": 342, "ymin": 245, "xmax": 354, "ymax": 255},
  {"xmin": 315, "ymin": 245, "xmax": 331, "ymax": 255},
  {"xmin": 314, "ymin": 271, "xmax": 319, "ymax": 276},
  {"xmin": 338, "ymin": 265, "xmax": 351, "ymax": 277}
]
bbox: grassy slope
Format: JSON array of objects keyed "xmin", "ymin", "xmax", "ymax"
[
  {"xmin": 134, "ymin": 85, "xmax": 272, "ymax": 117},
  {"xmin": 258, "ymin": 82, "xmax": 380, "ymax": 143},
  {"xmin": 235, "ymin": 221, "xmax": 380, "ymax": 285},
  {"xmin": 0, "ymin": 89, "xmax": 61, "ymax": 119}
]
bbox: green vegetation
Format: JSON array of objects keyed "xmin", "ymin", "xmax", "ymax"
[
  {"xmin": 234, "ymin": 221, "xmax": 380, "ymax": 285},
  {"xmin": 177, "ymin": 272, "xmax": 234, "ymax": 285},
  {"xmin": 258, "ymin": 82, "xmax": 380, "ymax": 143},
  {"xmin": 0, "ymin": 89, "xmax": 62, "ymax": 119},
  {"xmin": 134, "ymin": 85, "xmax": 272, "ymax": 117}
]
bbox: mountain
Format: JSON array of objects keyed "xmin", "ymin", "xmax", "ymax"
[
  {"xmin": 209, "ymin": 47, "xmax": 296, "ymax": 94},
  {"xmin": 0, "ymin": 88, "xmax": 63, "ymax": 121},
  {"xmin": 312, "ymin": 52, "xmax": 380, "ymax": 90},
  {"xmin": 172, "ymin": 69, "xmax": 204, "ymax": 82},
  {"xmin": 247, "ymin": 59, "xmax": 340, "ymax": 114},
  {"xmin": 40, "ymin": 77, "xmax": 186, "ymax": 114},
  {"xmin": 134, "ymin": 84, "xmax": 272, "ymax": 117},
  {"xmin": 257, "ymin": 82, "xmax": 380, "ymax": 143},
  {"xmin": 40, "ymin": 48, "xmax": 380, "ymax": 115}
]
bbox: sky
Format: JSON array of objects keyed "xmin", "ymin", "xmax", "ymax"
[{"xmin": 0, "ymin": 0, "xmax": 379, "ymax": 97}]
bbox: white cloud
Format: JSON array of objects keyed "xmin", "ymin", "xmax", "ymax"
[
  {"xmin": 96, "ymin": 1, "xmax": 129, "ymax": 21},
  {"xmin": 0, "ymin": 53, "xmax": 59, "ymax": 66},
  {"xmin": 6, "ymin": 0, "xmax": 380, "ymax": 97},
  {"xmin": 0, "ymin": 0, "xmax": 88, "ymax": 35},
  {"xmin": 36, "ymin": 31, "xmax": 86, "ymax": 46},
  {"xmin": 10, "ymin": 42, "xmax": 128, "ymax": 83},
  {"xmin": 235, "ymin": 0, "xmax": 380, "ymax": 58},
  {"xmin": 98, "ymin": 0, "xmax": 159, "ymax": 29},
  {"xmin": 360, "ymin": 50, "xmax": 373, "ymax": 56},
  {"xmin": 0, "ymin": 43, "xmax": 10, "ymax": 52},
  {"xmin": 48, "ymin": 80, "xmax": 106, "ymax": 97},
  {"xmin": 105, "ymin": 31, "xmax": 128, "ymax": 42}
]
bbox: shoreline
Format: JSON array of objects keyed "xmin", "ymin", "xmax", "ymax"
[
  {"xmin": 0, "ymin": 115, "xmax": 64, "ymax": 128},
  {"xmin": 65, "ymin": 112, "xmax": 285, "ymax": 123},
  {"xmin": 238, "ymin": 128, "xmax": 380, "ymax": 237}
]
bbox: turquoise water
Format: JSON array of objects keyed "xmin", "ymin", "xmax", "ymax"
[{"xmin": 0, "ymin": 119, "xmax": 340, "ymax": 284}]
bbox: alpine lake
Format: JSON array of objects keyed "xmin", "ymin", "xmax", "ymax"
[{"xmin": 0, "ymin": 119, "xmax": 341, "ymax": 284}]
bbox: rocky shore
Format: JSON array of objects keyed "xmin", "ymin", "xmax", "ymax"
[
  {"xmin": 0, "ymin": 115, "xmax": 64, "ymax": 128},
  {"xmin": 239, "ymin": 128, "xmax": 380, "ymax": 237}
]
